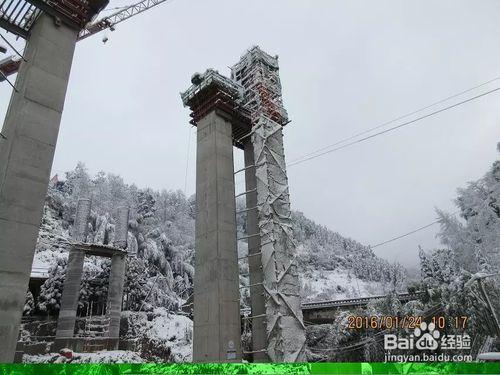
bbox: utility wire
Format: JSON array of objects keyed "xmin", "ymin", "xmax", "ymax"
[
  {"xmin": 370, "ymin": 211, "xmax": 459, "ymax": 249},
  {"xmin": 287, "ymin": 76, "xmax": 500, "ymax": 164},
  {"xmin": 287, "ymin": 86, "xmax": 500, "ymax": 168},
  {"xmin": 370, "ymin": 221, "xmax": 439, "ymax": 249}
]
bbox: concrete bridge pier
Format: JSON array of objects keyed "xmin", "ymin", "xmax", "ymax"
[
  {"xmin": 192, "ymin": 110, "xmax": 242, "ymax": 362},
  {"xmin": 243, "ymin": 140, "xmax": 267, "ymax": 362},
  {"xmin": 0, "ymin": 13, "xmax": 78, "ymax": 362},
  {"xmin": 55, "ymin": 199, "xmax": 91, "ymax": 348},
  {"xmin": 107, "ymin": 206, "xmax": 129, "ymax": 349}
]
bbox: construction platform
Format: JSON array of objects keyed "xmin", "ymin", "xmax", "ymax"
[{"xmin": 181, "ymin": 69, "xmax": 252, "ymax": 149}]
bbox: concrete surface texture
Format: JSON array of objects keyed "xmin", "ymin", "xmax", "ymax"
[
  {"xmin": 0, "ymin": 14, "xmax": 78, "ymax": 362},
  {"xmin": 55, "ymin": 199, "xmax": 91, "ymax": 342},
  {"xmin": 193, "ymin": 110, "xmax": 242, "ymax": 362},
  {"xmin": 107, "ymin": 252, "xmax": 126, "ymax": 348},
  {"xmin": 243, "ymin": 140, "xmax": 268, "ymax": 362}
]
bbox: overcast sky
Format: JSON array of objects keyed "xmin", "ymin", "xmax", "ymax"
[{"xmin": 1, "ymin": 0, "xmax": 500, "ymax": 267}]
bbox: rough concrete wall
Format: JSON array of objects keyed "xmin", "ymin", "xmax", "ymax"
[
  {"xmin": 0, "ymin": 14, "xmax": 78, "ymax": 362},
  {"xmin": 252, "ymin": 116, "xmax": 306, "ymax": 362}
]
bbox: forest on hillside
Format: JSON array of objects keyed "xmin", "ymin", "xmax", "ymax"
[
  {"xmin": 28, "ymin": 162, "xmax": 403, "ymax": 320},
  {"xmin": 23, "ymin": 147, "xmax": 500, "ymax": 362}
]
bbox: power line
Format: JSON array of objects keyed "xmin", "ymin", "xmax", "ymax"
[
  {"xmin": 370, "ymin": 221, "xmax": 439, "ymax": 249},
  {"xmin": 370, "ymin": 211, "xmax": 459, "ymax": 249},
  {"xmin": 287, "ymin": 86, "xmax": 500, "ymax": 168},
  {"xmin": 287, "ymin": 76, "xmax": 500, "ymax": 164}
]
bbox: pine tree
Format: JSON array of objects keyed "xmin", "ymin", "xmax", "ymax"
[{"xmin": 418, "ymin": 246, "xmax": 433, "ymax": 282}]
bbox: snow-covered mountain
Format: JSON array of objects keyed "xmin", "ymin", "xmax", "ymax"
[
  {"xmin": 33, "ymin": 164, "xmax": 404, "ymax": 320},
  {"xmin": 25, "ymin": 150, "xmax": 500, "ymax": 362},
  {"xmin": 31, "ymin": 163, "xmax": 404, "ymax": 319}
]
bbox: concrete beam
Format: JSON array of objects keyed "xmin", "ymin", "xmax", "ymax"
[
  {"xmin": 193, "ymin": 110, "xmax": 242, "ymax": 362},
  {"xmin": 0, "ymin": 14, "xmax": 78, "ymax": 362}
]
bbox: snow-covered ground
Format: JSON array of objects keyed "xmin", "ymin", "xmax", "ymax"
[
  {"xmin": 24, "ymin": 350, "xmax": 144, "ymax": 363},
  {"xmin": 122, "ymin": 308, "xmax": 192, "ymax": 362},
  {"xmin": 147, "ymin": 308, "xmax": 193, "ymax": 362},
  {"xmin": 300, "ymin": 268, "xmax": 389, "ymax": 302},
  {"xmin": 23, "ymin": 309, "xmax": 192, "ymax": 363}
]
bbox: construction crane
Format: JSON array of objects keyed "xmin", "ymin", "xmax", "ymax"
[{"xmin": 0, "ymin": 0, "xmax": 169, "ymax": 81}]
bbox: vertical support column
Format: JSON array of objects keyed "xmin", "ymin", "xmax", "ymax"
[
  {"xmin": 243, "ymin": 140, "xmax": 267, "ymax": 362},
  {"xmin": 252, "ymin": 118, "xmax": 306, "ymax": 362},
  {"xmin": 193, "ymin": 110, "xmax": 242, "ymax": 362},
  {"xmin": 107, "ymin": 206, "xmax": 129, "ymax": 349},
  {"xmin": 0, "ymin": 14, "xmax": 78, "ymax": 362},
  {"xmin": 108, "ymin": 253, "xmax": 126, "ymax": 349},
  {"xmin": 55, "ymin": 199, "xmax": 91, "ymax": 348}
]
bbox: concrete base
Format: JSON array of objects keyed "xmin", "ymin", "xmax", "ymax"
[
  {"xmin": 193, "ymin": 110, "xmax": 242, "ymax": 362},
  {"xmin": 0, "ymin": 13, "xmax": 78, "ymax": 362}
]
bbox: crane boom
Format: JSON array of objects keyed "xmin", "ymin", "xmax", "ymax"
[
  {"xmin": 0, "ymin": 0, "xmax": 170, "ymax": 81},
  {"xmin": 78, "ymin": 0, "xmax": 170, "ymax": 40}
]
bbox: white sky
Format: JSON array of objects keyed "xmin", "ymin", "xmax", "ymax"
[{"xmin": 1, "ymin": 0, "xmax": 500, "ymax": 267}]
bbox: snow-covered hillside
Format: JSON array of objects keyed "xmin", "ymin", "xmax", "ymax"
[
  {"xmin": 23, "ymin": 163, "xmax": 406, "ymax": 362},
  {"xmin": 31, "ymin": 163, "xmax": 403, "ymax": 316}
]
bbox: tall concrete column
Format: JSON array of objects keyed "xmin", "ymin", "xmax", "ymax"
[
  {"xmin": 55, "ymin": 199, "xmax": 91, "ymax": 345},
  {"xmin": 0, "ymin": 14, "xmax": 78, "ymax": 362},
  {"xmin": 243, "ymin": 140, "xmax": 267, "ymax": 362},
  {"xmin": 55, "ymin": 249, "xmax": 85, "ymax": 341},
  {"xmin": 107, "ymin": 252, "xmax": 126, "ymax": 349},
  {"xmin": 107, "ymin": 206, "xmax": 129, "ymax": 349},
  {"xmin": 193, "ymin": 110, "xmax": 242, "ymax": 362}
]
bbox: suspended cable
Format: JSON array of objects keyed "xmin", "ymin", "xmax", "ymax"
[
  {"xmin": 370, "ymin": 211, "xmax": 459, "ymax": 249},
  {"xmin": 287, "ymin": 76, "xmax": 500, "ymax": 164},
  {"xmin": 288, "ymin": 87, "xmax": 500, "ymax": 168}
]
